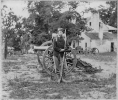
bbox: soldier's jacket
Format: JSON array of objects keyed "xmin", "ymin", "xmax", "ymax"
[
  {"xmin": 52, "ymin": 34, "xmax": 66, "ymax": 57},
  {"xmin": 53, "ymin": 35, "xmax": 65, "ymax": 52}
]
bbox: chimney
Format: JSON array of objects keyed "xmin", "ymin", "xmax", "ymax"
[
  {"xmin": 91, "ymin": 12, "xmax": 100, "ymax": 32},
  {"xmin": 99, "ymin": 22, "xmax": 103, "ymax": 40},
  {"xmin": 91, "ymin": 12, "xmax": 103, "ymax": 40}
]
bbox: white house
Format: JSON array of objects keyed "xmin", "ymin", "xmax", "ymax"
[{"xmin": 71, "ymin": 12, "xmax": 117, "ymax": 53}]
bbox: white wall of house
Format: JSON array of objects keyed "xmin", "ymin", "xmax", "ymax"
[
  {"xmin": 79, "ymin": 32, "xmax": 91, "ymax": 50},
  {"xmin": 87, "ymin": 12, "xmax": 109, "ymax": 32},
  {"xmin": 71, "ymin": 32, "xmax": 91, "ymax": 50},
  {"xmin": 87, "ymin": 12, "xmax": 109, "ymax": 40},
  {"xmin": 90, "ymin": 40, "xmax": 110, "ymax": 52},
  {"xmin": 71, "ymin": 35, "xmax": 117, "ymax": 53},
  {"xmin": 88, "ymin": 13, "xmax": 100, "ymax": 32},
  {"xmin": 90, "ymin": 39, "xmax": 117, "ymax": 53},
  {"xmin": 79, "ymin": 33, "xmax": 111, "ymax": 53}
]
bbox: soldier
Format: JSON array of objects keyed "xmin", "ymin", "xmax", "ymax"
[{"xmin": 52, "ymin": 28, "xmax": 66, "ymax": 82}]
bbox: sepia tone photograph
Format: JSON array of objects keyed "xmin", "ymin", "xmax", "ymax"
[{"xmin": 1, "ymin": 0, "xmax": 117, "ymax": 99}]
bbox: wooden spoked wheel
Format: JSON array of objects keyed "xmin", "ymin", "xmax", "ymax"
[
  {"xmin": 91, "ymin": 48, "xmax": 99, "ymax": 54},
  {"xmin": 42, "ymin": 45, "xmax": 77, "ymax": 77}
]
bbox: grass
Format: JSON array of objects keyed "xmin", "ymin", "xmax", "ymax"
[
  {"xmin": 2, "ymin": 52, "xmax": 117, "ymax": 99},
  {"xmin": 77, "ymin": 52, "xmax": 117, "ymax": 62},
  {"xmin": 99, "ymin": 52, "xmax": 117, "ymax": 56},
  {"xmin": 7, "ymin": 72, "xmax": 116, "ymax": 99}
]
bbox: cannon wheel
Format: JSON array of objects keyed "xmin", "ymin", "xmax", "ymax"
[
  {"xmin": 42, "ymin": 45, "xmax": 77, "ymax": 77},
  {"xmin": 91, "ymin": 48, "xmax": 99, "ymax": 54}
]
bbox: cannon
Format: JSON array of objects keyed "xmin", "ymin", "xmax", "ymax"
[{"xmin": 34, "ymin": 33, "xmax": 77, "ymax": 80}]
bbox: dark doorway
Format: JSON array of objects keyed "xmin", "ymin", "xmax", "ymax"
[
  {"xmin": 89, "ymin": 22, "xmax": 91, "ymax": 26},
  {"xmin": 85, "ymin": 43, "xmax": 87, "ymax": 48},
  {"xmin": 111, "ymin": 42, "xmax": 114, "ymax": 52}
]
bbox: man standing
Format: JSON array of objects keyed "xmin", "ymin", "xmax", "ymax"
[{"xmin": 52, "ymin": 28, "xmax": 66, "ymax": 82}]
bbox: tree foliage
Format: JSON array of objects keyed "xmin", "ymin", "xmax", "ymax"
[
  {"xmin": 85, "ymin": 1, "xmax": 117, "ymax": 28},
  {"xmin": 27, "ymin": 1, "xmax": 65, "ymax": 45},
  {"xmin": 1, "ymin": 5, "xmax": 32, "ymax": 57},
  {"xmin": 27, "ymin": 1, "xmax": 86, "ymax": 45},
  {"xmin": 99, "ymin": 1, "xmax": 117, "ymax": 28},
  {"xmin": 1, "ymin": 5, "xmax": 19, "ymax": 58},
  {"xmin": 68, "ymin": 1, "xmax": 79, "ymax": 11},
  {"xmin": 2, "ymin": 1, "xmax": 87, "ymax": 54}
]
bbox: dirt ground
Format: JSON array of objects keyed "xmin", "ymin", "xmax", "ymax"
[{"xmin": 2, "ymin": 52, "xmax": 117, "ymax": 99}]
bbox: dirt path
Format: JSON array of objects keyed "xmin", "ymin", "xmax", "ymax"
[{"xmin": 2, "ymin": 53, "xmax": 116, "ymax": 99}]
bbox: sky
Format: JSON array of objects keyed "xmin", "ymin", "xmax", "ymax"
[
  {"xmin": 1, "ymin": 0, "xmax": 108, "ymax": 18},
  {"xmin": 2, "ymin": 0, "xmax": 29, "ymax": 18}
]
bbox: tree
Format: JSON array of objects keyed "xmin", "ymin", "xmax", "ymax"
[
  {"xmin": 85, "ymin": 1, "xmax": 117, "ymax": 28},
  {"xmin": 27, "ymin": 1, "xmax": 86, "ymax": 45},
  {"xmin": 57, "ymin": 3, "xmax": 86, "ymax": 44},
  {"xmin": 1, "ymin": 5, "xmax": 18, "ymax": 59},
  {"xmin": 27, "ymin": 1, "xmax": 65, "ymax": 45},
  {"xmin": 100, "ymin": 1, "xmax": 117, "ymax": 28},
  {"xmin": 68, "ymin": 1, "xmax": 79, "ymax": 11}
]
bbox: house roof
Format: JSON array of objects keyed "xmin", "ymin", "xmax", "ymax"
[
  {"xmin": 86, "ymin": 17, "xmax": 91, "ymax": 22},
  {"xmin": 71, "ymin": 36, "xmax": 84, "ymax": 41},
  {"xmin": 85, "ymin": 31, "xmax": 117, "ymax": 40},
  {"xmin": 103, "ymin": 32, "xmax": 117, "ymax": 39},
  {"xmin": 85, "ymin": 32, "xmax": 99, "ymax": 40},
  {"xmin": 106, "ymin": 25, "xmax": 117, "ymax": 30}
]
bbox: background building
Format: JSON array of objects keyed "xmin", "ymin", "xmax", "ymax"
[{"xmin": 71, "ymin": 12, "xmax": 117, "ymax": 53}]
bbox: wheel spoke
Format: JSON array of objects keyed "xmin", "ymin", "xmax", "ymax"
[
  {"xmin": 46, "ymin": 64, "xmax": 54, "ymax": 68},
  {"xmin": 45, "ymin": 60, "xmax": 54, "ymax": 64},
  {"xmin": 45, "ymin": 55, "xmax": 52, "ymax": 59},
  {"xmin": 47, "ymin": 64, "xmax": 54, "ymax": 68},
  {"xmin": 45, "ymin": 58, "xmax": 52, "ymax": 62}
]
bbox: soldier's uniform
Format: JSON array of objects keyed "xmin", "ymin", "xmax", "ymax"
[{"xmin": 52, "ymin": 28, "xmax": 66, "ymax": 73}]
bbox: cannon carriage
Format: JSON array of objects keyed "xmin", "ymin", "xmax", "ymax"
[{"xmin": 34, "ymin": 33, "xmax": 77, "ymax": 79}]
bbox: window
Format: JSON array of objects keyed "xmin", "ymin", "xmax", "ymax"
[
  {"xmin": 111, "ymin": 42, "xmax": 114, "ymax": 52},
  {"xmin": 89, "ymin": 22, "xmax": 91, "ymax": 26},
  {"xmin": 73, "ymin": 40, "xmax": 76, "ymax": 48},
  {"xmin": 99, "ymin": 22, "xmax": 103, "ymax": 28},
  {"xmin": 85, "ymin": 43, "xmax": 87, "ymax": 48}
]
